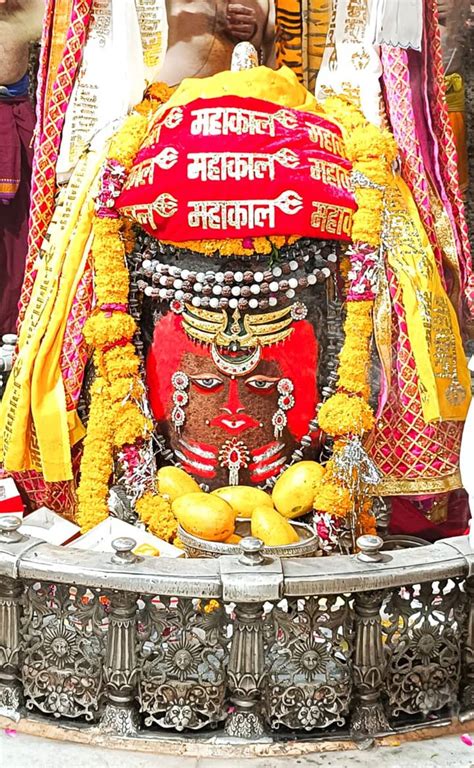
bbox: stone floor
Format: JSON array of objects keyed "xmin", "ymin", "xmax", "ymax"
[{"xmin": 2, "ymin": 732, "xmax": 474, "ymax": 768}]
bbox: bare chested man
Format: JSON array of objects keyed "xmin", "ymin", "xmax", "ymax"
[
  {"xmin": 159, "ymin": 0, "xmax": 275, "ymax": 86},
  {"xmin": 0, "ymin": 0, "xmax": 44, "ymax": 336},
  {"xmin": 0, "ymin": 0, "xmax": 44, "ymax": 84}
]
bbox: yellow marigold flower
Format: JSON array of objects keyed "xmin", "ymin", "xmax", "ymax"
[
  {"xmin": 346, "ymin": 124, "xmax": 398, "ymax": 167},
  {"xmin": 112, "ymin": 404, "xmax": 151, "ymax": 447},
  {"xmin": 109, "ymin": 113, "xmax": 149, "ymax": 169},
  {"xmin": 136, "ymin": 493, "xmax": 177, "ymax": 542},
  {"xmin": 161, "ymin": 235, "xmax": 299, "ymax": 257},
  {"xmin": 103, "ymin": 344, "xmax": 141, "ymax": 379},
  {"xmin": 314, "ymin": 481, "xmax": 352, "ymax": 518},
  {"xmin": 204, "ymin": 600, "xmax": 221, "ymax": 614},
  {"xmin": 318, "ymin": 393, "xmax": 375, "ymax": 437},
  {"xmin": 84, "ymin": 312, "xmax": 137, "ymax": 348}
]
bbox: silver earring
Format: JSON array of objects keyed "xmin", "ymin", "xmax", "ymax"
[
  {"xmin": 272, "ymin": 378, "xmax": 295, "ymax": 439},
  {"xmin": 171, "ymin": 371, "xmax": 189, "ymax": 434}
]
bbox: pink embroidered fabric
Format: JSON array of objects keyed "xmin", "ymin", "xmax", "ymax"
[
  {"xmin": 381, "ymin": 45, "xmax": 446, "ymax": 283},
  {"xmin": 424, "ymin": 0, "xmax": 474, "ymax": 315},
  {"xmin": 369, "ymin": 271, "xmax": 463, "ymax": 495},
  {"xmin": 18, "ymin": 0, "xmax": 93, "ymax": 333}
]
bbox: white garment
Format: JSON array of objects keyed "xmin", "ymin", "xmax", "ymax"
[
  {"xmin": 315, "ymin": 0, "xmax": 383, "ymax": 126},
  {"xmin": 56, "ymin": 0, "xmax": 168, "ymax": 180},
  {"xmin": 370, "ymin": 0, "xmax": 423, "ymax": 51}
]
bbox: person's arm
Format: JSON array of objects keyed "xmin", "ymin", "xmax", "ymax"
[
  {"xmin": 262, "ymin": 0, "xmax": 276, "ymax": 67},
  {"xmin": 226, "ymin": 3, "xmax": 258, "ymax": 42},
  {"xmin": 437, "ymin": 0, "xmax": 450, "ymax": 25}
]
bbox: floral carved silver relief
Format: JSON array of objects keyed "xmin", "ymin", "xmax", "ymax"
[
  {"xmin": 21, "ymin": 582, "xmax": 108, "ymax": 720},
  {"xmin": 264, "ymin": 596, "xmax": 354, "ymax": 731},
  {"xmin": 137, "ymin": 597, "xmax": 229, "ymax": 730},
  {"xmin": 382, "ymin": 579, "xmax": 465, "ymax": 718}
]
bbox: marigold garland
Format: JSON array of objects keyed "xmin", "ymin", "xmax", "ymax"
[
  {"xmin": 313, "ymin": 480, "xmax": 352, "ymax": 519},
  {"xmin": 76, "ymin": 377, "xmax": 114, "ymax": 530},
  {"xmin": 134, "ymin": 82, "xmax": 175, "ymax": 116},
  {"xmin": 161, "ymin": 235, "xmax": 300, "ymax": 257},
  {"xmin": 313, "ymin": 96, "xmax": 399, "ymax": 543},
  {"xmin": 135, "ymin": 492, "xmax": 178, "ymax": 542},
  {"xmin": 318, "ymin": 393, "xmax": 375, "ymax": 438},
  {"xmin": 77, "ymin": 87, "xmax": 172, "ymax": 532},
  {"xmin": 319, "ymin": 96, "xmax": 396, "ymax": 434},
  {"xmin": 84, "ymin": 312, "xmax": 137, "ymax": 348}
]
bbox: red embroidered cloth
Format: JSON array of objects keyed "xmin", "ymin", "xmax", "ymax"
[{"xmin": 116, "ymin": 96, "xmax": 356, "ymax": 243}]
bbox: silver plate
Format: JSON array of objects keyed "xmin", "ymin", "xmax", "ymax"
[{"xmin": 178, "ymin": 518, "xmax": 319, "ymax": 559}]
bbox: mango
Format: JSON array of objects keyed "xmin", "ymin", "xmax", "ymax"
[
  {"xmin": 211, "ymin": 485, "xmax": 273, "ymax": 518},
  {"xmin": 224, "ymin": 533, "xmax": 242, "ymax": 544},
  {"xmin": 251, "ymin": 505, "xmax": 300, "ymax": 547},
  {"xmin": 272, "ymin": 461, "xmax": 325, "ymax": 518},
  {"xmin": 133, "ymin": 543, "xmax": 160, "ymax": 557},
  {"xmin": 173, "ymin": 492, "xmax": 235, "ymax": 542},
  {"xmin": 157, "ymin": 466, "xmax": 201, "ymax": 502}
]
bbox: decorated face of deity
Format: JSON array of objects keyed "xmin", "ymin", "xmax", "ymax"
[{"xmin": 146, "ymin": 307, "xmax": 319, "ymax": 488}]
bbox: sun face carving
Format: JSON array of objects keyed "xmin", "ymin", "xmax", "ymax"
[
  {"xmin": 292, "ymin": 636, "xmax": 331, "ymax": 682},
  {"xmin": 164, "ymin": 639, "xmax": 201, "ymax": 681},
  {"xmin": 43, "ymin": 624, "xmax": 79, "ymax": 669}
]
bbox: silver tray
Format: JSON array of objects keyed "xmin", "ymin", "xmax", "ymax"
[{"xmin": 178, "ymin": 518, "xmax": 319, "ymax": 559}]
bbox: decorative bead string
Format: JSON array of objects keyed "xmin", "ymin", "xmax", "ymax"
[{"xmin": 136, "ymin": 250, "xmax": 338, "ymax": 311}]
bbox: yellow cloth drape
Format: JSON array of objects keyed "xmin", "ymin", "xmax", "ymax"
[
  {"xmin": 445, "ymin": 74, "xmax": 468, "ymax": 194},
  {"xmin": 163, "ymin": 65, "xmax": 321, "ymax": 114},
  {"xmin": 0, "ymin": 145, "xmax": 107, "ymax": 481},
  {"xmin": 385, "ymin": 178, "xmax": 471, "ymax": 423}
]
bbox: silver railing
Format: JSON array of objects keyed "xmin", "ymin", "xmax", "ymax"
[{"xmin": 1, "ymin": 515, "xmax": 473, "ymax": 742}]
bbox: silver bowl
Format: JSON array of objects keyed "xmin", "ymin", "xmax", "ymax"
[
  {"xmin": 178, "ymin": 518, "xmax": 319, "ymax": 559},
  {"xmin": 382, "ymin": 534, "xmax": 429, "ymax": 550}
]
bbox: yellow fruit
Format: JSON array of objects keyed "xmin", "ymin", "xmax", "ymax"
[
  {"xmin": 224, "ymin": 533, "xmax": 242, "ymax": 544},
  {"xmin": 173, "ymin": 493, "xmax": 235, "ymax": 542},
  {"xmin": 211, "ymin": 485, "xmax": 273, "ymax": 518},
  {"xmin": 133, "ymin": 544, "xmax": 160, "ymax": 557},
  {"xmin": 272, "ymin": 461, "xmax": 325, "ymax": 518},
  {"xmin": 251, "ymin": 506, "xmax": 300, "ymax": 547},
  {"xmin": 157, "ymin": 466, "xmax": 201, "ymax": 502}
]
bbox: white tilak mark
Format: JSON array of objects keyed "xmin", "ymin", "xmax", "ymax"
[
  {"xmin": 174, "ymin": 450, "xmax": 215, "ymax": 473},
  {"xmin": 179, "ymin": 439, "xmax": 216, "ymax": 460},
  {"xmin": 251, "ymin": 456, "xmax": 287, "ymax": 477},
  {"xmin": 251, "ymin": 442, "xmax": 285, "ymax": 463}
]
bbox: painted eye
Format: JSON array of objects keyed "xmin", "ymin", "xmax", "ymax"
[
  {"xmin": 191, "ymin": 376, "xmax": 223, "ymax": 392},
  {"xmin": 246, "ymin": 378, "xmax": 278, "ymax": 393}
]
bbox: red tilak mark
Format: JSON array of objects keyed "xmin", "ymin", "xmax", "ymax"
[
  {"xmin": 180, "ymin": 461, "xmax": 216, "ymax": 480},
  {"xmin": 210, "ymin": 413, "xmax": 260, "ymax": 434},
  {"xmin": 251, "ymin": 441, "xmax": 281, "ymax": 459},
  {"xmin": 182, "ymin": 435, "xmax": 216, "ymax": 454},
  {"xmin": 250, "ymin": 464, "xmax": 283, "ymax": 484},
  {"xmin": 180, "ymin": 444, "xmax": 217, "ymax": 466}
]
